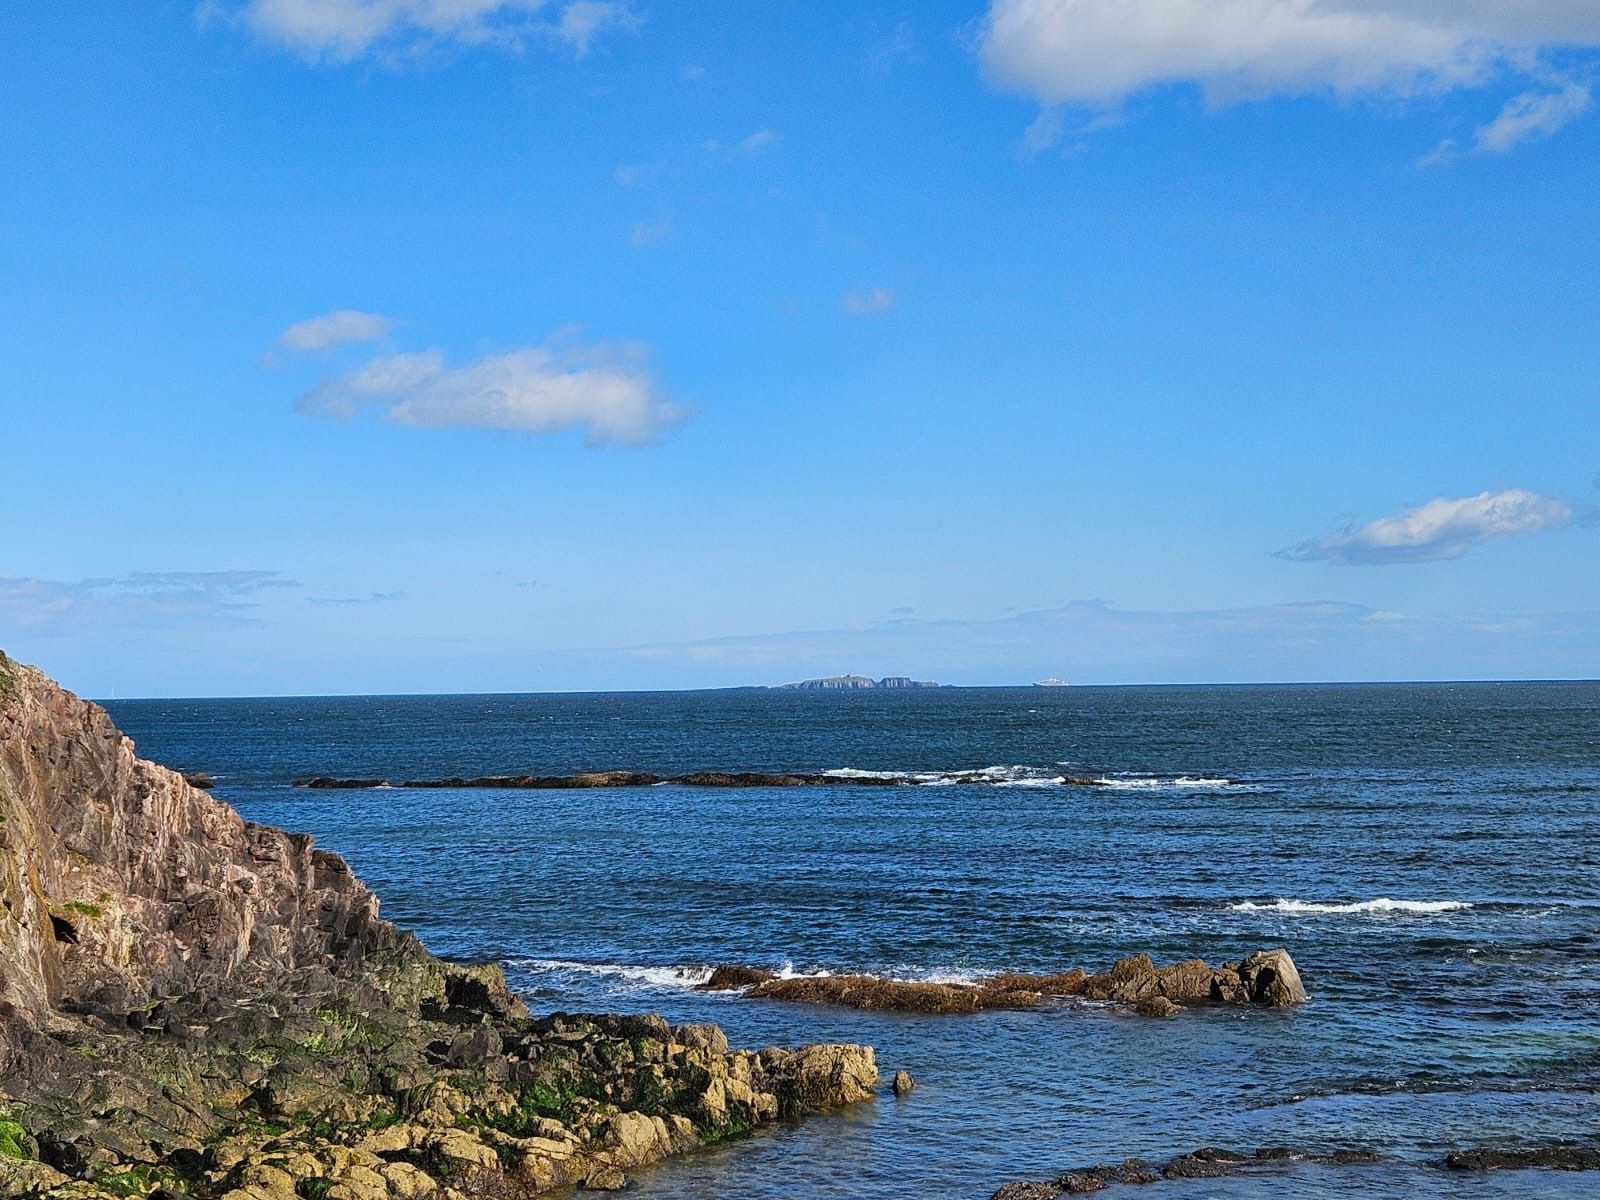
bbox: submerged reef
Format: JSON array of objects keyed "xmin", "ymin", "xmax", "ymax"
[{"xmin": 0, "ymin": 652, "xmax": 876, "ymax": 1199}]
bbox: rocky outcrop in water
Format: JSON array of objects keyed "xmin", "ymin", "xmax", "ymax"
[
  {"xmin": 699, "ymin": 949, "xmax": 1307, "ymax": 1016},
  {"xmin": 990, "ymin": 1141, "xmax": 1600, "ymax": 1196},
  {"xmin": 0, "ymin": 652, "xmax": 877, "ymax": 1199},
  {"xmin": 989, "ymin": 1147, "xmax": 1385, "ymax": 1197},
  {"xmin": 294, "ymin": 769, "xmax": 1102, "ymax": 790}
]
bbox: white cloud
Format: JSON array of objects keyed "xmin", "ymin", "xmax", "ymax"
[
  {"xmin": 1280, "ymin": 488, "xmax": 1573, "ymax": 565},
  {"xmin": 840, "ymin": 286, "xmax": 898, "ymax": 316},
  {"xmin": 628, "ymin": 220, "xmax": 670, "ymax": 248},
  {"xmin": 276, "ymin": 309, "xmax": 393, "ymax": 353},
  {"xmin": 224, "ymin": 0, "xmax": 636, "ymax": 62},
  {"xmin": 0, "ymin": 571, "xmax": 293, "ymax": 635},
  {"xmin": 556, "ymin": 0, "xmax": 639, "ymax": 56},
  {"xmin": 229, "ymin": 0, "xmax": 547, "ymax": 60},
  {"xmin": 297, "ymin": 340, "xmax": 686, "ymax": 445},
  {"xmin": 1422, "ymin": 80, "xmax": 1592, "ymax": 163},
  {"xmin": 706, "ymin": 128, "xmax": 781, "ymax": 162},
  {"xmin": 1473, "ymin": 82, "xmax": 1592, "ymax": 151},
  {"xmin": 979, "ymin": 2, "xmax": 1600, "ymax": 117}
]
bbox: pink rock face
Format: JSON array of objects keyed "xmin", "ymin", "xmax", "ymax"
[{"xmin": 0, "ymin": 652, "xmax": 423, "ymax": 1046}]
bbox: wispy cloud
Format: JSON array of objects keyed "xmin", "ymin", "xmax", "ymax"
[
  {"xmin": 0, "ymin": 571, "xmax": 293, "ymax": 635},
  {"xmin": 555, "ymin": 0, "xmax": 639, "ymax": 57},
  {"xmin": 628, "ymin": 219, "xmax": 671, "ymax": 248},
  {"xmin": 706, "ymin": 128, "xmax": 781, "ymax": 162},
  {"xmin": 221, "ymin": 0, "xmax": 546, "ymax": 62},
  {"xmin": 276, "ymin": 309, "xmax": 393, "ymax": 353},
  {"xmin": 297, "ymin": 338, "xmax": 687, "ymax": 445},
  {"xmin": 219, "ymin": 0, "xmax": 636, "ymax": 63},
  {"xmin": 1474, "ymin": 83, "xmax": 1592, "ymax": 152},
  {"xmin": 308, "ymin": 590, "xmax": 406, "ymax": 606},
  {"xmin": 615, "ymin": 598, "xmax": 1600, "ymax": 686},
  {"xmin": 979, "ymin": 1, "xmax": 1600, "ymax": 149},
  {"xmin": 840, "ymin": 286, "xmax": 897, "ymax": 316},
  {"xmin": 1422, "ymin": 82, "xmax": 1592, "ymax": 164},
  {"xmin": 1279, "ymin": 488, "xmax": 1573, "ymax": 565}
]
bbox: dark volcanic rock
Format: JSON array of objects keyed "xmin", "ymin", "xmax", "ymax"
[{"xmin": 0, "ymin": 651, "xmax": 879, "ymax": 1200}]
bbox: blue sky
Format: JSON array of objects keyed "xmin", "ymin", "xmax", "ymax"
[{"xmin": 2, "ymin": 1, "xmax": 1597, "ymax": 696}]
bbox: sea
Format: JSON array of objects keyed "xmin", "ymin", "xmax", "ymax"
[{"xmin": 103, "ymin": 683, "xmax": 1600, "ymax": 1199}]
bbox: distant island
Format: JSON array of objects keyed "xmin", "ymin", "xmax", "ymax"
[{"xmin": 782, "ymin": 674, "xmax": 940, "ymax": 690}]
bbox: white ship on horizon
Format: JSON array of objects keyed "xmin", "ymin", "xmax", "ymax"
[{"xmin": 1033, "ymin": 677, "xmax": 1070, "ymax": 687}]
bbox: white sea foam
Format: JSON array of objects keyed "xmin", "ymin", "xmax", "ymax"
[
  {"xmin": 512, "ymin": 959, "xmax": 715, "ymax": 990},
  {"xmin": 819, "ymin": 765, "xmax": 1236, "ymax": 789},
  {"xmin": 1230, "ymin": 898, "xmax": 1473, "ymax": 915},
  {"xmin": 1096, "ymin": 775, "xmax": 1234, "ymax": 790},
  {"xmin": 515, "ymin": 958, "xmax": 1011, "ymax": 994}
]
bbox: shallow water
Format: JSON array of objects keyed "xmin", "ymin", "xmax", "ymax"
[{"xmin": 106, "ymin": 683, "xmax": 1600, "ymax": 1198}]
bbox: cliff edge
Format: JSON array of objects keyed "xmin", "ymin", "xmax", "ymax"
[{"xmin": 0, "ymin": 653, "xmax": 876, "ymax": 1199}]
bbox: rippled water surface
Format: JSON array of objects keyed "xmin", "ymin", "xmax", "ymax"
[{"xmin": 105, "ymin": 684, "xmax": 1600, "ymax": 1198}]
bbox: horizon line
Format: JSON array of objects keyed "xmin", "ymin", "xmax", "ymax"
[{"xmin": 90, "ymin": 676, "xmax": 1600, "ymax": 703}]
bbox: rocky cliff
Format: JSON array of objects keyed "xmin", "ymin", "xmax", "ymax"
[{"xmin": 0, "ymin": 652, "xmax": 876, "ymax": 1199}]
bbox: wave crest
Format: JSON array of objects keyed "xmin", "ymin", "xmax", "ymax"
[{"xmin": 1231, "ymin": 898, "xmax": 1473, "ymax": 915}]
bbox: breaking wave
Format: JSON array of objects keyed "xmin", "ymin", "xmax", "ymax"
[
  {"xmin": 821, "ymin": 765, "xmax": 1238, "ymax": 789},
  {"xmin": 1230, "ymin": 898, "xmax": 1474, "ymax": 916}
]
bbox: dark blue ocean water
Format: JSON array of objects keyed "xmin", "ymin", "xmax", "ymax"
[{"xmin": 104, "ymin": 684, "xmax": 1600, "ymax": 1198}]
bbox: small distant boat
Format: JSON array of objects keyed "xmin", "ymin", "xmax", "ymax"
[{"xmin": 1034, "ymin": 677, "xmax": 1070, "ymax": 688}]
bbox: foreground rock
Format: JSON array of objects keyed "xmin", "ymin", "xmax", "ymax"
[
  {"xmin": 991, "ymin": 1141, "xmax": 1600, "ymax": 1197},
  {"xmin": 0, "ymin": 652, "xmax": 878, "ymax": 1199},
  {"xmin": 295, "ymin": 769, "xmax": 1103, "ymax": 789},
  {"xmin": 700, "ymin": 949, "xmax": 1308, "ymax": 1016}
]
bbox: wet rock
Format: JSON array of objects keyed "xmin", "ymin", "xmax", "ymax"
[
  {"xmin": 991, "ymin": 1183, "xmax": 1062, "ymax": 1200},
  {"xmin": 1444, "ymin": 1146, "xmax": 1600, "ymax": 1171},
  {"xmin": 1234, "ymin": 949, "xmax": 1308, "ymax": 1007},
  {"xmin": 583, "ymin": 1166, "xmax": 630, "ymax": 1190},
  {"xmin": 702, "ymin": 951, "xmax": 1307, "ymax": 1016},
  {"xmin": 892, "ymin": 1069, "xmax": 915, "ymax": 1095},
  {"xmin": 1134, "ymin": 997, "xmax": 1181, "ymax": 1018},
  {"xmin": 701, "ymin": 966, "xmax": 776, "ymax": 991}
]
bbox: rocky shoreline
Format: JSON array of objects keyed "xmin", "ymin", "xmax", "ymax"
[
  {"xmin": 698, "ymin": 949, "xmax": 1308, "ymax": 1017},
  {"xmin": 0, "ymin": 654, "xmax": 876, "ymax": 1199}
]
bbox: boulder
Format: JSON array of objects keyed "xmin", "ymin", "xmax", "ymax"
[{"xmin": 1232, "ymin": 949, "xmax": 1308, "ymax": 1007}]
